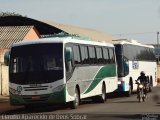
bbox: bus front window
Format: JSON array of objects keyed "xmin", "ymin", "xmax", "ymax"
[
  {"xmin": 10, "ymin": 43, "xmax": 63, "ymax": 84},
  {"xmin": 123, "ymin": 56, "xmax": 129, "ymax": 76},
  {"xmin": 115, "ymin": 45, "xmax": 129, "ymax": 77}
]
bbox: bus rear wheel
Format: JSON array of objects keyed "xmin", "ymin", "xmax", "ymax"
[
  {"xmin": 149, "ymin": 77, "xmax": 153, "ymax": 92},
  {"xmin": 99, "ymin": 84, "xmax": 106, "ymax": 103},
  {"xmin": 149, "ymin": 82, "xmax": 153, "ymax": 92},
  {"xmin": 92, "ymin": 84, "xmax": 106, "ymax": 103},
  {"xmin": 70, "ymin": 88, "xmax": 80, "ymax": 109}
]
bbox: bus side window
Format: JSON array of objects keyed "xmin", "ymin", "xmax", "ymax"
[
  {"xmin": 65, "ymin": 47, "xmax": 73, "ymax": 73},
  {"xmin": 73, "ymin": 45, "xmax": 81, "ymax": 65},
  {"xmin": 112, "ymin": 49, "xmax": 115, "ymax": 63},
  {"xmin": 88, "ymin": 46, "xmax": 96, "ymax": 64},
  {"xmin": 96, "ymin": 47, "xmax": 103, "ymax": 64},
  {"xmin": 123, "ymin": 56, "xmax": 129, "ymax": 76},
  {"xmin": 80, "ymin": 45, "xmax": 89, "ymax": 65},
  {"xmin": 108, "ymin": 48, "xmax": 115, "ymax": 64},
  {"xmin": 84, "ymin": 46, "xmax": 89, "ymax": 64},
  {"xmin": 102, "ymin": 48, "xmax": 109, "ymax": 64}
]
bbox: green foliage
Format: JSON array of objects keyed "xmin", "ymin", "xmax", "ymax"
[{"xmin": 0, "ymin": 11, "xmax": 24, "ymax": 17}]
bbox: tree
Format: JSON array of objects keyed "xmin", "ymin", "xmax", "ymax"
[{"xmin": 0, "ymin": 11, "xmax": 24, "ymax": 17}]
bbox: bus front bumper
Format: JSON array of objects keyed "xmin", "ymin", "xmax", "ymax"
[
  {"xmin": 9, "ymin": 91, "xmax": 66, "ymax": 106},
  {"xmin": 117, "ymin": 82, "xmax": 126, "ymax": 92}
]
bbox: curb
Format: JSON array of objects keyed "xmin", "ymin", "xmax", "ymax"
[{"xmin": 0, "ymin": 96, "xmax": 9, "ymax": 103}]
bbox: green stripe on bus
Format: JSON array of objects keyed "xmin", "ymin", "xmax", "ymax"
[{"xmin": 84, "ymin": 64, "xmax": 116, "ymax": 94}]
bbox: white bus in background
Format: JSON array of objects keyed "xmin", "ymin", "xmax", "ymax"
[
  {"xmin": 5, "ymin": 35, "xmax": 118, "ymax": 109},
  {"xmin": 114, "ymin": 39, "xmax": 157, "ymax": 96}
]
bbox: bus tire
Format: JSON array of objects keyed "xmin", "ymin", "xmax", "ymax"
[
  {"xmin": 126, "ymin": 79, "xmax": 133, "ymax": 97},
  {"xmin": 149, "ymin": 85, "xmax": 152, "ymax": 92},
  {"xmin": 126, "ymin": 84, "xmax": 132, "ymax": 97},
  {"xmin": 99, "ymin": 84, "xmax": 106, "ymax": 103},
  {"xmin": 149, "ymin": 77, "xmax": 153, "ymax": 92},
  {"xmin": 70, "ymin": 88, "xmax": 80, "ymax": 109}
]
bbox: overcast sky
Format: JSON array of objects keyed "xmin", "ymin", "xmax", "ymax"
[{"xmin": 0, "ymin": 0, "xmax": 160, "ymax": 44}]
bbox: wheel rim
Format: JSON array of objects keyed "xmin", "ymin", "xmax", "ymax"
[
  {"xmin": 75, "ymin": 89, "xmax": 79, "ymax": 106},
  {"xmin": 102, "ymin": 92, "xmax": 105, "ymax": 100},
  {"xmin": 102, "ymin": 85, "xmax": 106, "ymax": 101},
  {"xmin": 149, "ymin": 85, "xmax": 152, "ymax": 90},
  {"xmin": 129, "ymin": 85, "xmax": 131, "ymax": 94}
]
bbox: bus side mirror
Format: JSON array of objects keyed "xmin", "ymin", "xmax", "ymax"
[
  {"xmin": 65, "ymin": 47, "xmax": 72, "ymax": 62},
  {"xmin": 4, "ymin": 51, "xmax": 10, "ymax": 66}
]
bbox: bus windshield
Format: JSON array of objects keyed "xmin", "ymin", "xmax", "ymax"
[
  {"xmin": 9, "ymin": 43, "xmax": 63, "ymax": 84},
  {"xmin": 115, "ymin": 45, "xmax": 123, "ymax": 77},
  {"xmin": 115, "ymin": 44, "xmax": 129, "ymax": 77}
]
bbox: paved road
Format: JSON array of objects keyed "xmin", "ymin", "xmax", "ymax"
[{"xmin": 0, "ymin": 86, "xmax": 160, "ymax": 120}]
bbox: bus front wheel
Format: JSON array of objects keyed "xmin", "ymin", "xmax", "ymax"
[
  {"xmin": 149, "ymin": 80, "xmax": 153, "ymax": 92},
  {"xmin": 126, "ymin": 84, "xmax": 132, "ymax": 97},
  {"xmin": 149, "ymin": 76, "xmax": 153, "ymax": 92},
  {"xmin": 70, "ymin": 88, "xmax": 80, "ymax": 109}
]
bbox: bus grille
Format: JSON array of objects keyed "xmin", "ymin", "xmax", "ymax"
[{"xmin": 23, "ymin": 86, "xmax": 48, "ymax": 91}]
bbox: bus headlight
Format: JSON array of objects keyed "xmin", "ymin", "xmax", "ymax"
[
  {"xmin": 9, "ymin": 87, "xmax": 22, "ymax": 95},
  {"xmin": 9, "ymin": 88, "xmax": 18, "ymax": 95},
  {"xmin": 52, "ymin": 85, "xmax": 65, "ymax": 93},
  {"xmin": 118, "ymin": 79, "xmax": 124, "ymax": 84}
]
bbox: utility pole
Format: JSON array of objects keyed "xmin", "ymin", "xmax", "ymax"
[{"xmin": 157, "ymin": 32, "xmax": 159, "ymax": 64}]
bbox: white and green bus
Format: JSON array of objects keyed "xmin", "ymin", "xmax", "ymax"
[
  {"xmin": 114, "ymin": 39, "xmax": 157, "ymax": 96},
  {"xmin": 6, "ymin": 36, "xmax": 118, "ymax": 109}
]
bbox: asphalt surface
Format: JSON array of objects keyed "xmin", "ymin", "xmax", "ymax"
[{"xmin": 0, "ymin": 86, "xmax": 160, "ymax": 120}]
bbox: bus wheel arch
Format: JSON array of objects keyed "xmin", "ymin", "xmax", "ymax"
[
  {"xmin": 129, "ymin": 77, "xmax": 133, "ymax": 90},
  {"xmin": 102, "ymin": 81, "xmax": 106, "ymax": 93}
]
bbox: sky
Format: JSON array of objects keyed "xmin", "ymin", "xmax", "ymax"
[{"xmin": 0, "ymin": 0, "xmax": 160, "ymax": 44}]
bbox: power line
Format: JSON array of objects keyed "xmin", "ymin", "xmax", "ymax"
[{"xmin": 113, "ymin": 31, "xmax": 157, "ymax": 36}]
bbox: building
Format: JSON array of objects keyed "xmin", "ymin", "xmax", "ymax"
[
  {"xmin": 45, "ymin": 21, "xmax": 116, "ymax": 42},
  {"xmin": 0, "ymin": 25, "xmax": 41, "ymax": 95},
  {"xmin": 151, "ymin": 44, "xmax": 160, "ymax": 60}
]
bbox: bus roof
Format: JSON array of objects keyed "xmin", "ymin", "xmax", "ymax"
[
  {"xmin": 112, "ymin": 39, "xmax": 154, "ymax": 48},
  {"xmin": 11, "ymin": 37, "xmax": 114, "ymax": 48}
]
